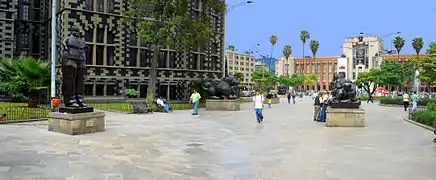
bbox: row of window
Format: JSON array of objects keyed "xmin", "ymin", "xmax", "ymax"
[
  {"xmin": 85, "ymin": 0, "xmax": 115, "ymax": 13},
  {"xmin": 85, "ymin": 84, "xmax": 181, "ymax": 99},
  {"xmin": 229, "ymin": 62, "xmax": 254, "ymax": 66}
]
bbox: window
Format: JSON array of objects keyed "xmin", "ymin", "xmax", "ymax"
[
  {"xmin": 129, "ymin": 48, "xmax": 138, "ymax": 66},
  {"xmin": 85, "ymin": 0, "xmax": 93, "ymax": 10},
  {"xmin": 107, "ymin": 46, "xmax": 114, "ymax": 66},
  {"xmin": 33, "ymin": 9, "xmax": 40, "ymax": 21},
  {"xmin": 107, "ymin": 84, "xmax": 116, "ymax": 96},
  {"xmin": 199, "ymin": 55, "xmax": 206, "ymax": 70},
  {"xmin": 96, "ymin": 28, "xmax": 104, "ymax": 43},
  {"xmin": 22, "ymin": 5, "xmax": 29, "ymax": 20},
  {"xmin": 168, "ymin": 52, "xmax": 176, "ymax": 68},
  {"xmin": 108, "ymin": 0, "xmax": 115, "ymax": 13},
  {"xmin": 21, "ymin": 32, "xmax": 28, "ymax": 45},
  {"xmin": 85, "ymin": 85, "xmax": 93, "ymax": 96},
  {"xmin": 211, "ymin": 56, "xmax": 217, "ymax": 71},
  {"xmin": 96, "ymin": 45, "xmax": 104, "ymax": 65},
  {"xmin": 212, "ymin": 17, "xmax": 217, "ymax": 30},
  {"xmin": 96, "ymin": 85, "xmax": 104, "ymax": 96},
  {"xmin": 86, "ymin": 46, "xmax": 94, "ymax": 64},
  {"xmin": 85, "ymin": 29, "xmax": 93, "ymax": 42},
  {"xmin": 107, "ymin": 30, "xmax": 114, "ymax": 44},
  {"xmin": 130, "ymin": 33, "xmax": 137, "ymax": 46},
  {"xmin": 211, "ymin": 43, "xmax": 217, "ymax": 54},
  {"xmin": 140, "ymin": 49, "xmax": 150, "ymax": 67},
  {"xmin": 32, "ymin": 34, "xmax": 39, "ymax": 53},
  {"xmin": 97, "ymin": 0, "xmax": 104, "ymax": 12},
  {"xmin": 192, "ymin": 54, "xmax": 198, "ymax": 69},
  {"xmin": 158, "ymin": 51, "xmax": 166, "ymax": 68}
]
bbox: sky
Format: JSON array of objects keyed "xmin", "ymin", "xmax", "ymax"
[{"xmin": 225, "ymin": 0, "xmax": 436, "ymax": 59}]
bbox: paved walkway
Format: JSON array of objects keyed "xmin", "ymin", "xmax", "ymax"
[{"xmin": 0, "ymin": 99, "xmax": 435, "ymax": 179}]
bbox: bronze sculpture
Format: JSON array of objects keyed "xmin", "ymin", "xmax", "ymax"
[
  {"xmin": 329, "ymin": 72, "xmax": 361, "ymax": 108},
  {"xmin": 61, "ymin": 26, "xmax": 87, "ymax": 108},
  {"xmin": 202, "ymin": 75, "xmax": 240, "ymax": 99}
]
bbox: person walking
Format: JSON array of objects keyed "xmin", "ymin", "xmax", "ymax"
[
  {"xmin": 189, "ymin": 90, "xmax": 201, "ymax": 115},
  {"xmin": 313, "ymin": 92, "xmax": 321, "ymax": 121},
  {"xmin": 287, "ymin": 92, "xmax": 291, "ymax": 104},
  {"xmin": 252, "ymin": 91, "xmax": 264, "ymax": 123},
  {"xmin": 299, "ymin": 91, "xmax": 303, "ymax": 101},
  {"xmin": 267, "ymin": 97, "xmax": 272, "ymax": 108},
  {"xmin": 402, "ymin": 92, "xmax": 410, "ymax": 111},
  {"xmin": 292, "ymin": 91, "xmax": 296, "ymax": 104},
  {"xmin": 411, "ymin": 91, "xmax": 420, "ymax": 112}
]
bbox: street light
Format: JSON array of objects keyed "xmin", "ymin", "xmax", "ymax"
[{"xmin": 222, "ymin": 1, "xmax": 254, "ymax": 78}]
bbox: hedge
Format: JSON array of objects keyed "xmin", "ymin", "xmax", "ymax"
[
  {"xmin": 357, "ymin": 96, "xmax": 379, "ymax": 101},
  {"xmin": 380, "ymin": 96, "xmax": 436, "ymax": 106},
  {"xmin": 413, "ymin": 110, "xmax": 436, "ymax": 128}
]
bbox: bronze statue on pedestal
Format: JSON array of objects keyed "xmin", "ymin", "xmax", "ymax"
[{"xmin": 61, "ymin": 26, "xmax": 87, "ymax": 108}]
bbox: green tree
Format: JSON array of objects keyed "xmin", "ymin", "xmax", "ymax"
[
  {"xmin": 124, "ymin": 0, "xmax": 224, "ymax": 99},
  {"xmin": 0, "ymin": 57, "xmax": 50, "ymax": 106},
  {"xmin": 426, "ymin": 42, "xmax": 436, "ymax": 54},
  {"xmin": 309, "ymin": 40, "xmax": 319, "ymax": 73},
  {"xmin": 402, "ymin": 60, "xmax": 416, "ymax": 88},
  {"xmin": 233, "ymin": 72, "xmax": 244, "ymax": 82},
  {"xmin": 393, "ymin": 36, "xmax": 405, "ymax": 60},
  {"xmin": 269, "ymin": 34, "xmax": 278, "ymax": 72},
  {"xmin": 282, "ymin": 45, "xmax": 292, "ymax": 60},
  {"xmin": 416, "ymin": 56, "xmax": 436, "ymax": 85},
  {"xmin": 412, "ymin": 37, "xmax": 424, "ymax": 57},
  {"xmin": 379, "ymin": 61, "xmax": 403, "ymax": 89},
  {"xmin": 354, "ymin": 68, "xmax": 383, "ymax": 99},
  {"xmin": 303, "ymin": 73, "xmax": 318, "ymax": 87},
  {"xmin": 300, "ymin": 30, "xmax": 310, "ymax": 66}
]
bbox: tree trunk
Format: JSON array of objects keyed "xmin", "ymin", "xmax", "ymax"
[
  {"xmin": 147, "ymin": 45, "xmax": 159, "ymax": 99},
  {"xmin": 302, "ymin": 43, "xmax": 305, "ymax": 72}
]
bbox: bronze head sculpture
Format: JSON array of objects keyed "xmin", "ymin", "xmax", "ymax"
[{"xmin": 61, "ymin": 26, "xmax": 87, "ymax": 108}]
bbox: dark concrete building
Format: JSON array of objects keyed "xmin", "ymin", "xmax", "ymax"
[{"xmin": 1, "ymin": 0, "xmax": 225, "ymax": 100}]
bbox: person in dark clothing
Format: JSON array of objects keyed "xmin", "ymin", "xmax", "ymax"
[
  {"xmin": 313, "ymin": 94, "xmax": 321, "ymax": 121},
  {"xmin": 287, "ymin": 93, "xmax": 291, "ymax": 104}
]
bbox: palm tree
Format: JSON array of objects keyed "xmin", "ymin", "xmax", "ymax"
[
  {"xmin": 269, "ymin": 34, "xmax": 278, "ymax": 72},
  {"xmin": 309, "ymin": 40, "xmax": 319, "ymax": 90},
  {"xmin": 412, "ymin": 37, "xmax": 424, "ymax": 57},
  {"xmin": 393, "ymin": 36, "xmax": 405, "ymax": 60},
  {"xmin": 282, "ymin": 45, "xmax": 292, "ymax": 75},
  {"xmin": 299, "ymin": 30, "xmax": 310, "ymax": 65}
]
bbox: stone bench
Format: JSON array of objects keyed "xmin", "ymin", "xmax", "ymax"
[{"xmin": 129, "ymin": 101, "xmax": 153, "ymax": 113}]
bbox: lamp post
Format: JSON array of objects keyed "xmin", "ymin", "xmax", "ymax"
[
  {"xmin": 245, "ymin": 43, "xmax": 259, "ymax": 89},
  {"xmin": 222, "ymin": 0, "xmax": 253, "ymax": 78},
  {"xmin": 50, "ymin": 0, "xmax": 57, "ymax": 111}
]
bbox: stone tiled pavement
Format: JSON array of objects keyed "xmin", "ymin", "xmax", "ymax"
[{"xmin": 0, "ymin": 99, "xmax": 436, "ymax": 180}]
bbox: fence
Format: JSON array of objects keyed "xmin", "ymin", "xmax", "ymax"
[{"xmin": 0, "ymin": 106, "xmax": 50, "ymax": 121}]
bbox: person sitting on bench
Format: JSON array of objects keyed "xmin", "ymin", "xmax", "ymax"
[{"xmin": 156, "ymin": 96, "xmax": 170, "ymax": 113}]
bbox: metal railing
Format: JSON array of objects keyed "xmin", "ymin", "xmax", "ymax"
[{"xmin": 0, "ymin": 106, "xmax": 50, "ymax": 122}]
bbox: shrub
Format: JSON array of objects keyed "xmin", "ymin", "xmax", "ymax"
[
  {"xmin": 414, "ymin": 110, "xmax": 436, "ymax": 128},
  {"xmin": 124, "ymin": 89, "xmax": 140, "ymax": 98},
  {"xmin": 381, "ymin": 97, "xmax": 436, "ymax": 106}
]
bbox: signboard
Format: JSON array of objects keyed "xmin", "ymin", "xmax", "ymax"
[
  {"xmin": 336, "ymin": 57, "xmax": 348, "ymax": 78},
  {"xmin": 86, "ymin": 120, "xmax": 94, "ymax": 127}
]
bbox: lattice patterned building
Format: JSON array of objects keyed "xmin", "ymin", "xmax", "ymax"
[{"xmin": 1, "ymin": 0, "xmax": 225, "ymax": 100}]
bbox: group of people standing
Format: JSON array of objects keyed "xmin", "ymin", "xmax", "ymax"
[{"xmin": 312, "ymin": 91, "xmax": 331, "ymax": 122}]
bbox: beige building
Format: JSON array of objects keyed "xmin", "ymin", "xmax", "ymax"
[
  {"xmin": 342, "ymin": 36, "xmax": 384, "ymax": 80},
  {"xmin": 275, "ymin": 57, "xmax": 296, "ymax": 76},
  {"xmin": 225, "ymin": 45, "xmax": 255, "ymax": 87}
]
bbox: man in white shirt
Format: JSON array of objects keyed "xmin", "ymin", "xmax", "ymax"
[
  {"xmin": 402, "ymin": 92, "xmax": 410, "ymax": 112},
  {"xmin": 252, "ymin": 91, "xmax": 264, "ymax": 123},
  {"xmin": 156, "ymin": 96, "xmax": 169, "ymax": 113}
]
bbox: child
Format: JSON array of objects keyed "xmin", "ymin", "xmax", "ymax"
[{"xmin": 267, "ymin": 98, "xmax": 272, "ymax": 108}]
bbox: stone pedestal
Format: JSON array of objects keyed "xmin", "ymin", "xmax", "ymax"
[
  {"xmin": 326, "ymin": 108, "xmax": 365, "ymax": 127},
  {"xmin": 270, "ymin": 97, "xmax": 280, "ymax": 104},
  {"xmin": 48, "ymin": 111, "xmax": 105, "ymax": 135},
  {"xmin": 206, "ymin": 99, "xmax": 240, "ymax": 111}
]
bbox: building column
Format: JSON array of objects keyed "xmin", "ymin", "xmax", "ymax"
[
  {"xmin": 167, "ymin": 84, "xmax": 170, "ymax": 100},
  {"xmin": 326, "ymin": 61, "xmax": 330, "ymax": 90},
  {"xmin": 103, "ymin": 83, "xmax": 107, "ymax": 96},
  {"xmin": 92, "ymin": 81, "xmax": 97, "ymax": 96},
  {"xmin": 320, "ymin": 62, "xmax": 324, "ymax": 90}
]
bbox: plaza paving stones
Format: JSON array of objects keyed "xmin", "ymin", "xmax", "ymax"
[{"xmin": 0, "ymin": 100, "xmax": 436, "ymax": 179}]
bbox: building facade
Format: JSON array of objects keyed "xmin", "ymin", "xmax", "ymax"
[
  {"xmin": 295, "ymin": 56, "xmax": 339, "ymax": 91},
  {"xmin": 1, "ymin": 0, "xmax": 225, "ymax": 100},
  {"xmin": 342, "ymin": 36, "xmax": 384, "ymax": 81},
  {"xmin": 275, "ymin": 57, "xmax": 295, "ymax": 77},
  {"xmin": 254, "ymin": 61, "xmax": 266, "ymax": 70},
  {"xmin": 225, "ymin": 45, "xmax": 255, "ymax": 87}
]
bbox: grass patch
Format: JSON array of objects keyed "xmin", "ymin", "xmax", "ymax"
[{"xmin": 90, "ymin": 103, "xmax": 133, "ymax": 113}]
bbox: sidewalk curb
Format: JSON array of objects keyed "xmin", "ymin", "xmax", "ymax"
[{"xmin": 403, "ymin": 118, "xmax": 435, "ymax": 131}]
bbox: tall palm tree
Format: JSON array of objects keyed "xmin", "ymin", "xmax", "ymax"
[
  {"xmin": 393, "ymin": 36, "xmax": 405, "ymax": 60},
  {"xmin": 309, "ymin": 40, "xmax": 319, "ymax": 90},
  {"xmin": 282, "ymin": 45, "xmax": 292, "ymax": 75},
  {"xmin": 412, "ymin": 37, "xmax": 424, "ymax": 57},
  {"xmin": 300, "ymin": 30, "xmax": 310, "ymax": 66},
  {"xmin": 269, "ymin": 34, "xmax": 278, "ymax": 72}
]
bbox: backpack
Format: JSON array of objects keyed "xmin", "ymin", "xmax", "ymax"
[{"xmin": 314, "ymin": 95, "xmax": 320, "ymax": 105}]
